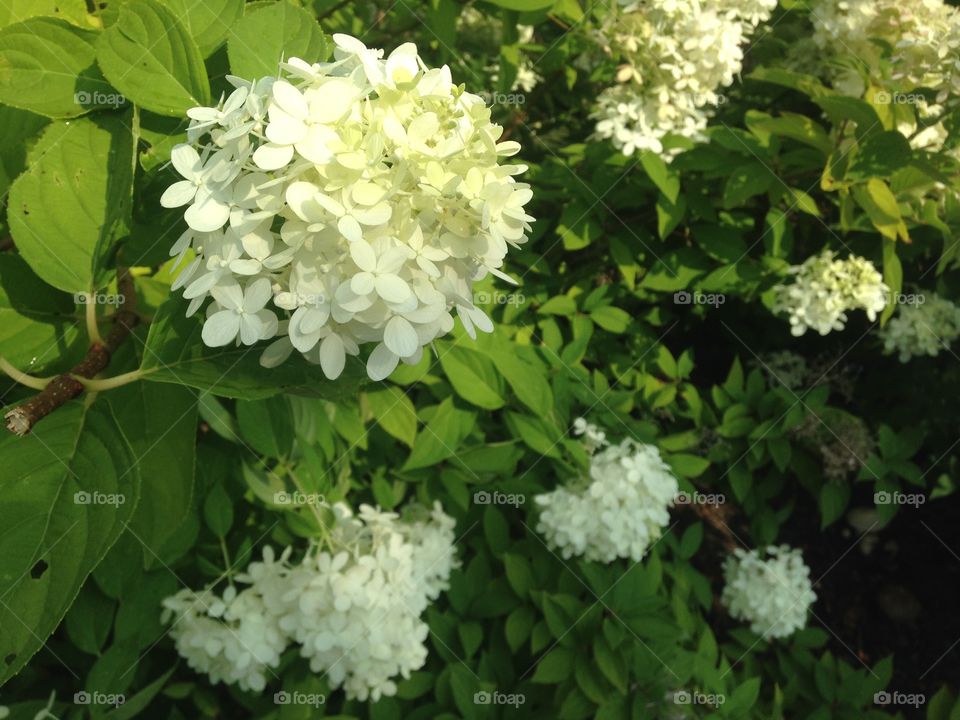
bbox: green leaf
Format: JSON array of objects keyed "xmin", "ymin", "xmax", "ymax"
[
  {"xmin": 227, "ymin": 1, "xmax": 330, "ymax": 79},
  {"xmin": 0, "ymin": 401, "xmax": 140, "ymax": 684},
  {"xmin": 557, "ymin": 202, "xmax": 601, "ymax": 250},
  {"xmin": 678, "ymin": 523, "xmax": 704, "ymax": 558},
  {"xmin": 640, "ymin": 152, "xmax": 681, "ymax": 203},
  {"xmin": 479, "ymin": 347, "xmax": 553, "ymax": 416},
  {"xmin": 402, "ymin": 399, "xmax": 475, "ymax": 471},
  {"xmin": 589, "ymin": 306, "xmax": 631, "ymax": 333},
  {"xmin": 365, "ymin": 386, "xmax": 417, "ymax": 447},
  {"xmin": 846, "ymin": 131, "xmax": 912, "ymax": 181},
  {"xmin": 881, "ymin": 237, "xmax": 902, "ymax": 324},
  {"xmin": 203, "ymin": 481, "xmax": 233, "ymax": 536},
  {"xmin": 439, "ymin": 344, "xmax": 506, "ymax": 410},
  {"xmin": 108, "ymin": 382, "xmax": 197, "ymax": 567},
  {"xmin": 0, "ymin": 18, "xmax": 113, "ymax": 118},
  {"xmin": 852, "ymin": 178, "xmax": 906, "ymax": 241},
  {"xmin": 139, "ymin": 297, "xmax": 368, "ymax": 400},
  {"xmin": 236, "ymin": 395, "xmax": 294, "ymax": 458},
  {"xmin": 531, "ymin": 647, "xmax": 575, "ymax": 683},
  {"xmin": 0, "ymin": 255, "xmax": 82, "ymax": 372},
  {"xmin": 745, "ymin": 110, "xmax": 832, "ymax": 155},
  {"xmin": 97, "ymin": 0, "xmax": 210, "ymax": 117},
  {"xmin": 0, "ymin": 0, "xmax": 88, "ymax": 27},
  {"xmin": 723, "ymin": 161, "xmax": 773, "ymax": 207},
  {"xmin": 161, "ymin": 0, "xmax": 244, "ymax": 57},
  {"xmin": 8, "ymin": 114, "xmax": 134, "ymax": 294},
  {"xmin": 503, "ymin": 553, "xmax": 534, "ymax": 598}
]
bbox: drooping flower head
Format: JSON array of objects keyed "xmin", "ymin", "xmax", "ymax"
[
  {"xmin": 880, "ymin": 293, "xmax": 960, "ymax": 361},
  {"xmin": 163, "ymin": 35, "xmax": 534, "ymax": 381}
]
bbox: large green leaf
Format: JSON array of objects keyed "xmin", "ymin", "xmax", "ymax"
[
  {"xmin": 161, "ymin": 0, "xmax": 244, "ymax": 57},
  {"xmin": 0, "ymin": 255, "xmax": 82, "ymax": 372},
  {"xmin": 0, "ymin": 105, "xmax": 48, "ymax": 200},
  {"xmin": 0, "ymin": 18, "xmax": 114, "ymax": 118},
  {"xmin": 108, "ymin": 382, "xmax": 197, "ymax": 567},
  {"xmin": 227, "ymin": 1, "xmax": 330, "ymax": 79},
  {"xmin": 138, "ymin": 297, "xmax": 367, "ymax": 400},
  {"xmin": 7, "ymin": 114, "xmax": 134, "ymax": 294},
  {"xmin": 0, "ymin": 0, "xmax": 88, "ymax": 27},
  {"xmin": 97, "ymin": 0, "xmax": 210, "ymax": 117},
  {"xmin": 439, "ymin": 344, "xmax": 506, "ymax": 410},
  {"xmin": 0, "ymin": 401, "xmax": 141, "ymax": 684}
]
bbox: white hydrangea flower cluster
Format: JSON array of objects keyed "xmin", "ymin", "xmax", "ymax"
[
  {"xmin": 721, "ymin": 545, "xmax": 816, "ymax": 639},
  {"xmin": 161, "ymin": 501, "xmax": 458, "ymax": 700},
  {"xmin": 592, "ymin": 0, "xmax": 778, "ymax": 158},
  {"xmin": 773, "ymin": 250, "xmax": 889, "ymax": 336},
  {"xmin": 880, "ymin": 294, "xmax": 960, "ymax": 361},
  {"xmin": 811, "ymin": 0, "xmax": 960, "ymax": 100},
  {"xmin": 535, "ymin": 438, "xmax": 678, "ymax": 562},
  {"xmin": 162, "ymin": 34, "xmax": 534, "ymax": 381}
]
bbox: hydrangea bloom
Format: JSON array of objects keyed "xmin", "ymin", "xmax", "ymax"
[
  {"xmin": 880, "ymin": 294, "xmax": 960, "ymax": 361},
  {"xmin": 163, "ymin": 34, "xmax": 534, "ymax": 381},
  {"xmin": 535, "ymin": 438, "xmax": 678, "ymax": 562},
  {"xmin": 811, "ymin": 0, "xmax": 960, "ymax": 100},
  {"xmin": 592, "ymin": 0, "xmax": 778, "ymax": 158},
  {"xmin": 773, "ymin": 250, "xmax": 889, "ymax": 336},
  {"xmin": 162, "ymin": 501, "xmax": 458, "ymax": 700},
  {"xmin": 721, "ymin": 545, "xmax": 816, "ymax": 639}
]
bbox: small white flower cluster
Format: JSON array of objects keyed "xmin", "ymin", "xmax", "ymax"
[
  {"xmin": 535, "ymin": 438, "xmax": 678, "ymax": 562},
  {"xmin": 773, "ymin": 250, "xmax": 889, "ymax": 336},
  {"xmin": 162, "ymin": 501, "xmax": 458, "ymax": 700},
  {"xmin": 572, "ymin": 416, "xmax": 609, "ymax": 453},
  {"xmin": 880, "ymin": 294, "xmax": 960, "ymax": 361},
  {"xmin": 721, "ymin": 545, "xmax": 816, "ymax": 639},
  {"xmin": 162, "ymin": 34, "xmax": 534, "ymax": 381},
  {"xmin": 592, "ymin": 0, "xmax": 778, "ymax": 158},
  {"xmin": 812, "ymin": 0, "xmax": 960, "ymax": 100}
]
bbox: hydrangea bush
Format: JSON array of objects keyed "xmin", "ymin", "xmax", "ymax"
[{"xmin": 1, "ymin": 1, "xmax": 959, "ymax": 719}]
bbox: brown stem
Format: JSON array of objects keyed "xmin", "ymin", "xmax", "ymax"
[{"xmin": 4, "ymin": 271, "xmax": 139, "ymax": 436}]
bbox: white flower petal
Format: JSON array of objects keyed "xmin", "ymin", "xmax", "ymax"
[{"xmin": 366, "ymin": 343, "xmax": 399, "ymax": 381}]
